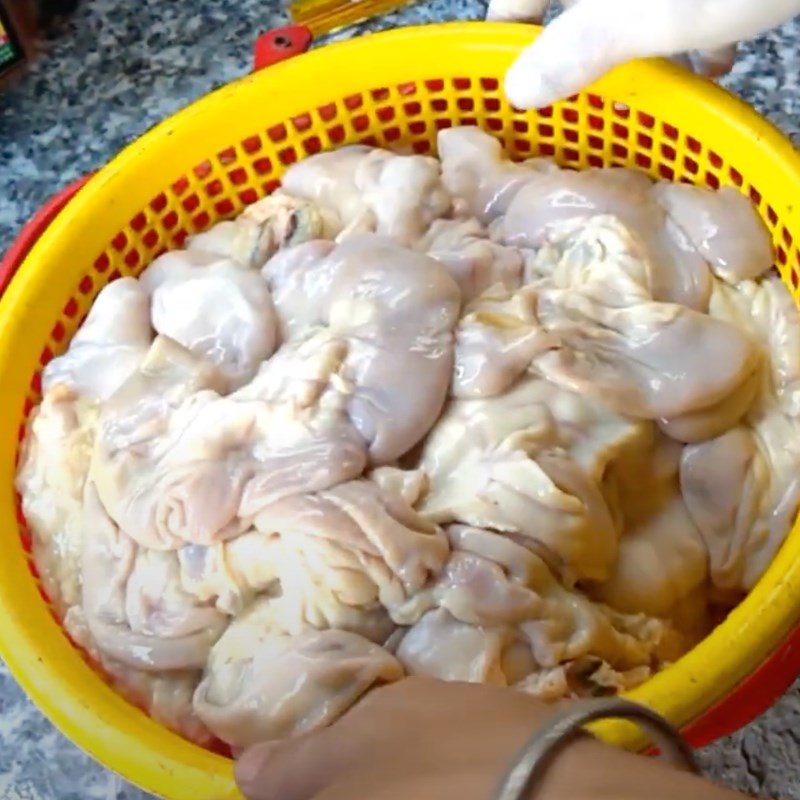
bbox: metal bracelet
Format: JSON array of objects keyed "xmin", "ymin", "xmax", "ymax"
[{"xmin": 491, "ymin": 698, "xmax": 700, "ymax": 800}]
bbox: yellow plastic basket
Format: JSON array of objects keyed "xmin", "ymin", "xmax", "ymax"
[{"xmin": 2, "ymin": 22, "xmax": 800, "ymax": 800}]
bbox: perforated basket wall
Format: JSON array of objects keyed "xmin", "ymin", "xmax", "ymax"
[{"xmin": 2, "ymin": 24, "xmax": 800, "ymax": 800}]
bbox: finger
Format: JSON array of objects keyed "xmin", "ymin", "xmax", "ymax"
[
  {"xmin": 504, "ymin": 0, "xmax": 800, "ymax": 109},
  {"xmin": 691, "ymin": 43, "xmax": 738, "ymax": 78},
  {"xmin": 504, "ymin": 0, "xmax": 622, "ymax": 109},
  {"xmin": 486, "ymin": 0, "xmax": 551, "ymax": 23},
  {"xmin": 235, "ymin": 727, "xmax": 354, "ymax": 800}
]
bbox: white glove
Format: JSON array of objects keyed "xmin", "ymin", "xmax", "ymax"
[{"xmin": 488, "ymin": 0, "xmax": 800, "ymax": 109}]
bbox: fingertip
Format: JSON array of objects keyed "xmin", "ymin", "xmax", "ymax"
[{"xmin": 503, "ymin": 56, "xmax": 554, "ymax": 110}]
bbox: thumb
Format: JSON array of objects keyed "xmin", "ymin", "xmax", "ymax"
[
  {"xmin": 504, "ymin": 0, "xmax": 800, "ymax": 109},
  {"xmin": 504, "ymin": 0, "xmax": 639, "ymax": 109}
]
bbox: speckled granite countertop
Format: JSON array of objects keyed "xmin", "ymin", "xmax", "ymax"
[{"xmin": 1, "ymin": 2, "xmax": 800, "ymax": 798}]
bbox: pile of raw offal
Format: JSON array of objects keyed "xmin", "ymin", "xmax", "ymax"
[{"xmin": 17, "ymin": 127, "xmax": 800, "ymax": 749}]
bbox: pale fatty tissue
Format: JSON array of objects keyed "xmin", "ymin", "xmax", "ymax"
[{"xmin": 16, "ymin": 127, "xmax": 799, "ymax": 749}]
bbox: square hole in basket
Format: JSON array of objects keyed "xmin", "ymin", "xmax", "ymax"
[
  {"xmin": 662, "ymin": 122, "xmax": 678, "ymax": 141},
  {"xmin": 561, "ymin": 107, "xmax": 579, "ymax": 125},
  {"xmin": 215, "ymin": 199, "xmax": 235, "ymax": 216},
  {"xmin": 318, "ymin": 103, "xmax": 337, "ymax": 123},
  {"xmin": 267, "ymin": 124, "xmax": 287, "ymax": 143},
  {"xmin": 637, "ymin": 111, "xmax": 655, "ymax": 130},
  {"xmin": 182, "ymin": 193, "xmax": 200, "ymax": 213},
  {"xmin": 205, "ymin": 179, "xmax": 224, "ymax": 198},
  {"xmin": 239, "ymin": 188, "xmax": 259, "ymax": 205},
  {"xmin": 242, "ymin": 135, "xmax": 262, "ymax": 154},
  {"xmin": 278, "ymin": 147, "xmax": 297, "ymax": 167},
  {"xmin": 63, "ymin": 297, "xmax": 78, "ymax": 317},
  {"xmin": 292, "ymin": 113, "xmax": 312, "ymax": 133},
  {"xmin": 263, "ymin": 179, "xmax": 281, "ymax": 195},
  {"xmin": 171, "ymin": 176, "xmax": 189, "ymax": 197},
  {"xmin": 253, "ymin": 157, "xmax": 273, "ymax": 176},
  {"xmin": 767, "ymin": 205, "xmax": 779, "ymax": 226},
  {"xmin": 588, "ymin": 115, "xmax": 604, "ymax": 132},
  {"xmin": 217, "ymin": 147, "xmax": 237, "ymax": 167},
  {"xmin": 194, "ymin": 160, "xmax": 213, "ymax": 180},
  {"xmin": 588, "ymin": 135, "xmax": 603, "ymax": 150},
  {"xmin": 229, "ymin": 167, "xmax": 248, "ymax": 186},
  {"xmin": 613, "ymin": 102, "xmax": 630, "ymax": 119},
  {"xmin": 130, "ymin": 212, "xmax": 147, "ymax": 232},
  {"xmin": 193, "ymin": 211, "xmax": 211, "ymax": 230},
  {"xmin": 150, "ymin": 193, "xmax": 168, "ymax": 213},
  {"xmin": 612, "ymin": 122, "xmax": 629, "ymax": 139},
  {"xmin": 303, "ymin": 136, "xmax": 322, "ymax": 155},
  {"xmin": 328, "ymin": 125, "xmax": 346, "ymax": 144},
  {"xmin": 344, "ymin": 94, "xmax": 364, "ymax": 110}
]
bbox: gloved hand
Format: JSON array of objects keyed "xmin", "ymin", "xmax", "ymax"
[{"xmin": 487, "ymin": 0, "xmax": 800, "ymax": 109}]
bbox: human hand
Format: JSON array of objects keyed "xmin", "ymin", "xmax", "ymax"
[
  {"xmin": 487, "ymin": 0, "xmax": 800, "ymax": 109},
  {"xmin": 235, "ymin": 677, "xmax": 749, "ymax": 800}
]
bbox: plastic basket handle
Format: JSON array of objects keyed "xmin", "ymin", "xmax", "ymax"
[{"xmin": 254, "ymin": 25, "xmax": 313, "ymax": 70}]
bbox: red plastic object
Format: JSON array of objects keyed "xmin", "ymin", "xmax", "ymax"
[
  {"xmin": 0, "ymin": 174, "xmax": 92, "ymax": 296},
  {"xmin": 253, "ymin": 25, "xmax": 313, "ymax": 71},
  {"xmin": 682, "ymin": 616, "xmax": 800, "ymax": 746}
]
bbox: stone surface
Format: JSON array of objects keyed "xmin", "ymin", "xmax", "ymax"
[{"xmin": 1, "ymin": 1, "xmax": 799, "ymax": 798}]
